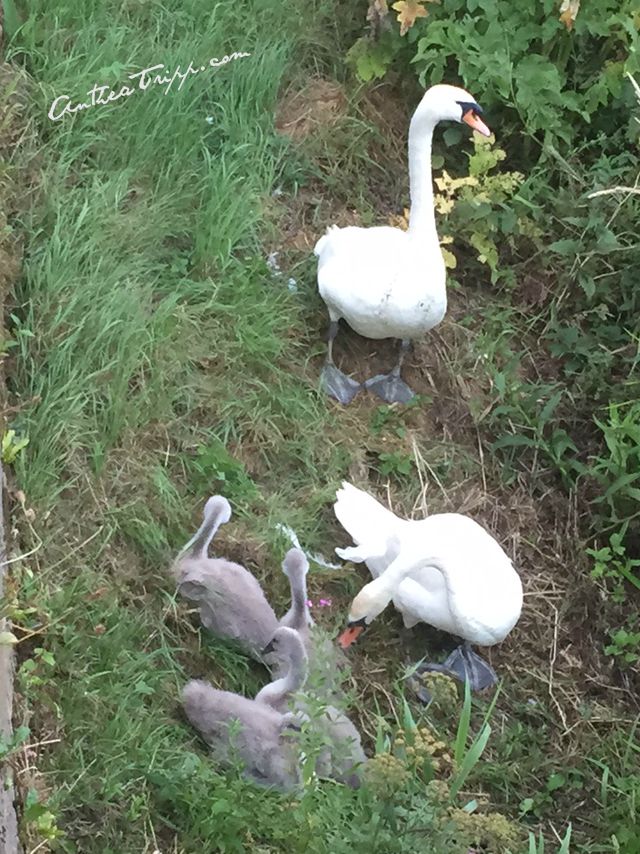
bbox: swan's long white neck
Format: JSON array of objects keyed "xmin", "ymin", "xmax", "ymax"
[
  {"xmin": 407, "ymin": 110, "xmax": 439, "ymax": 243},
  {"xmin": 381, "ymin": 548, "xmax": 445, "ymax": 592}
]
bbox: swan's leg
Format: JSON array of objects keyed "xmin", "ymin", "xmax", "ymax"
[
  {"xmin": 364, "ymin": 339, "xmax": 415, "ymax": 404},
  {"xmin": 321, "ymin": 320, "xmax": 361, "ymax": 405},
  {"xmin": 417, "ymin": 642, "xmax": 498, "ymax": 695}
]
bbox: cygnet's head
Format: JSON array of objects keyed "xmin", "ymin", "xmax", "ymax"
[
  {"xmin": 417, "ymin": 83, "xmax": 491, "ymax": 137},
  {"xmin": 263, "ymin": 626, "xmax": 308, "ymax": 664},
  {"xmin": 282, "ymin": 548, "xmax": 309, "ymax": 582},
  {"xmin": 337, "ymin": 577, "xmax": 392, "ymax": 650},
  {"xmin": 203, "ymin": 495, "xmax": 232, "ymax": 525}
]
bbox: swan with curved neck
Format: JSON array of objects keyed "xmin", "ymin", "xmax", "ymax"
[
  {"xmin": 314, "ymin": 83, "xmax": 491, "ymax": 404},
  {"xmin": 334, "ymin": 483, "xmax": 522, "ymax": 692}
]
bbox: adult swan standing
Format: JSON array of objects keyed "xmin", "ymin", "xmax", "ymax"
[{"xmin": 314, "ymin": 84, "xmax": 491, "ymax": 404}]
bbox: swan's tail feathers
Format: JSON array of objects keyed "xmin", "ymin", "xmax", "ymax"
[
  {"xmin": 313, "ymin": 225, "xmax": 339, "ymax": 258},
  {"xmin": 173, "ymin": 495, "xmax": 232, "ymax": 572},
  {"xmin": 333, "ymin": 482, "xmax": 400, "ymax": 547}
]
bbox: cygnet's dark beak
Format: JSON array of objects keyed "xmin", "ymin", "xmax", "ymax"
[{"xmin": 262, "ymin": 638, "xmax": 276, "ymax": 656}]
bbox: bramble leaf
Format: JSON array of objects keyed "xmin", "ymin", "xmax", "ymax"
[{"xmin": 391, "ymin": 0, "xmax": 435, "ymax": 37}]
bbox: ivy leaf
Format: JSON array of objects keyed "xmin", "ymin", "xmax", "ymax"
[
  {"xmin": 391, "ymin": 0, "xmax": 435, "ymax": 37},
  {"xmin": 559, "ymin": 0, "xmax": 580, "ymax": 32}
]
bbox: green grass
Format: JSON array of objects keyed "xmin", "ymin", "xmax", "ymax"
[{"xmin": 2, "ymin": 1, "xmax": 640, "ymax": 852}]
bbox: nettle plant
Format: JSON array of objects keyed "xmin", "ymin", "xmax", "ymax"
[{"xmin": 351, "ymin": 0, "xmax": 639, "ymax": 146}]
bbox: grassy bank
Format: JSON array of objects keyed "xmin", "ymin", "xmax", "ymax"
[{"xmin": 1, "ymin": 0, "xmax": 638, "ymax": 851}]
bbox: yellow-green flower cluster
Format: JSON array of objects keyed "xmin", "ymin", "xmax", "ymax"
[
  {"xmin": 448, "ymin": 808, "xmax": 520, "ymax": 851},
  {"xmin": 414, "ymin": 670, "xmax": 459, "ymax": 710},
  {"xmin": 395, "ymin": 725, "xmax": 456, "ymax": 776},
  {"xmin": 364, "ymin": 752, "xmax": 409, "ymax": 798}
]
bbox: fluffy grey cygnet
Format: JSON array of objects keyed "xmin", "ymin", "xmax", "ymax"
[
  {"xmin": 257, "ymin": 627, "xmax": 366, "ymax": 788},
  {"xmin": 276, "ymin": 548, "xmax": 346, "ymax": 694},
  {"xmin": 182, "ymin": 679, "xmax": 302, "ymax": 792},
  {"xmin": 172, "ymin": 496, "xmax": 279, "ymax": 659}
]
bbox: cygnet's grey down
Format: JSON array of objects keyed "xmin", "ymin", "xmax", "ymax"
[
  {"xmin": 279, "ymin": 548, "xmax": 314, "ymax": 639},
  {"xmin": 277, "ymin": 548, "xmax": 346, "ymax": 695},
  {"xmin": 182, "ymin": 679, "xmax": 302, "ymax": 791},
  {"xmin": 172, "ymin": 495, "xmax": 279, "ymax": 659},
  {"xmin": 257, "ymin": 627, "xmax": 366, "ymax": 788}
]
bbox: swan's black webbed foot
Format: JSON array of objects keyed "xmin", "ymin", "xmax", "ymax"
[
  {"xmin": 417, "ymin": 644, "xmax": 498, "ymax": 695},
  {"xmin": 321, "ymin": 363, "xmax": 361, "ymax": 405},
  {"xmin": 364, "ymin": 371, "xmax": 415, "ymax": 404}
]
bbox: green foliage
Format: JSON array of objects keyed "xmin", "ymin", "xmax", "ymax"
[
  {"xmin": 19, "ymin": 647, "xmax": 57, "ymax": 691},
  {"xmin": 2, "ymin": 428, "xmax": 29, "ymax": 463},
  {"xmin": 0, "ymin": 725, "xmax": 30, "ymax": 762},
  {"xmin": 355, "ymin": 0, "xmax": 639, "ymax": 147},
  {"xmin": 588, "ymin": 526, "xmax": 640, "ymax": 599},
  {"xmin": 347, "ymin": 35, "xmax": 396, "ymax": 82},
  {"xmin": 605, "ymin": 623, "xmax": 640, "ymax": 667},
  {"xmin": 1, "ymin": 0, "xmax": 20, "ymax": 41},
  {"xmin": 434, "ymin": 135, "xmax": 523, "ymax": 281},
  {"xmin": 184, "ymin": 436, "xmax": 259, "ymax": 507},
  {"xmin": 23, "ymin": 789, "xmax": 63, "ymax": 844},
  {"xmin": 590, "ymin": 403, "xmax": 640, "ymax": 527},
  {"xmin": 377, "ymin": 450, "xmax": 413, "ymax": 478}
]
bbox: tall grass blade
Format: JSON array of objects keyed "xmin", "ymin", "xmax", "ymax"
[{"xmin": 2, "ymin": 0, "xmax": 20, "ymax": 39}]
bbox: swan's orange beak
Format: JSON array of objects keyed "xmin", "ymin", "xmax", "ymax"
[
  {"xmin": 462, "ymin": 109, "xmax": 491, "ymax": 138},
  {"xmin": 338, "ymin": 623, "xmax": 365, "ymax": 649}
]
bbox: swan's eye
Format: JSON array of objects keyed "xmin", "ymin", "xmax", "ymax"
[{"xmin": 456, "ymin": 100, "xmax": 483, "ymax": 117}]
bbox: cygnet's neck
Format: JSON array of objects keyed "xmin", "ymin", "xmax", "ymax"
[
  {"xmin": 283, "ymin": 566, "xmax": 313, "ymax": 630},
  {"xmin": 258, "ymin": 637, "xmax": 307, "ymax": 708}
]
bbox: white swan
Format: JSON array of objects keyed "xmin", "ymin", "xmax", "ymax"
[
  {"xmin": 314, "ymin": 83, "xmax": 490, "ymax": 404},
  {"xmin": 333, "ymin": 483, "xmax": 522, "ymax": 691}
]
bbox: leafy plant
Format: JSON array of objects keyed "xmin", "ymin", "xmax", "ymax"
[
  {"xmin": 184, "ymin": 437, "xmax": 259, "ymax": 506},
  {"xmin": 22, "ymin": 789, "xmax": 63, "ymax": 844},
  {"xmin": 588, "ymin": 525, "xmax": 640, "ymax": 600},
  {"xmin": 2, "ymin": 428, "xmax": 29, "ymax": 463},
  {"xmin": 378, "ymin": 450, "xmax": 413, "ymax": 478},
  {"xmin": 434, "ymin": 135, "xmax": 523, "ymax": 282},
  {"xmin": 605, "ymin": 622, "xmax": 640, "ymax": 667}
]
